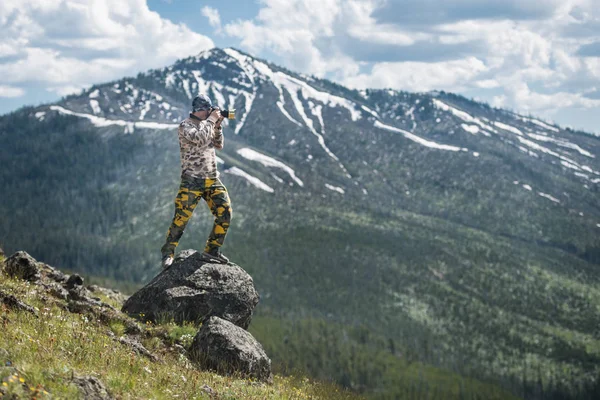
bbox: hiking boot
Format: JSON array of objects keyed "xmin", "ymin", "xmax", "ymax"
[
  {"xmin": 201, "ymin": 249, "xmax": 230, "ymax": 264},
  {"xmin": 161, "ymin": 254, "xmax": 174, "ymax": 270}
]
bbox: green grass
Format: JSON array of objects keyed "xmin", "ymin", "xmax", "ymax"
[{"xmin": 0, "ymin": 273, "xmax": 361, "ymax": 400}]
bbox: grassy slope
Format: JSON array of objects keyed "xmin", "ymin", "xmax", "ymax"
[{"xmin": 0, "ymin": 262, "xmax": 359, "ymax": 400}]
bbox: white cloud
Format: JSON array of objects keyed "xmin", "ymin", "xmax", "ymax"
[
  {"xmin": 224, "ymin": 0, "xmax": 348, "ymax": 77},
  {"xmin": 0, "ymin": 0, "xmax": 213, "ymax": 98},
  {"xmin": 0, "ymin": 85, "xmax": 25, "ymax": 98},
  {"xmin": 344, "ymin": 57, "xmax": 488, "ymax": 92},
  {"xmin": 201, "ymin": 6, "xmax": 221, "ymax": 30},
  {"xmin": 222, "ymin": 0, "xmax": 600, "ymax": 130}
]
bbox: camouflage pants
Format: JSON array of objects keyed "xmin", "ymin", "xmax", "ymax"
[{"xmin": 161, "ymin": 175, "xmax": 232, "ymax": 257}]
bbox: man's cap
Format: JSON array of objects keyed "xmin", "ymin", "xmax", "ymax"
[{"xmin": 192, "ymin": 94, "xmax": 212, "ymax": 112}]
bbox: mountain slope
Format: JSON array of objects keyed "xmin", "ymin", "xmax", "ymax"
[{"xmin": 1, "ymin": 47, "xmax": 599, "ymax": 399}]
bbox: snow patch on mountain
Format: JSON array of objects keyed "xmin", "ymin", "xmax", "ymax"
[
  {"xmin": 520, "ymin": 117, "xmax": 560, "ymax": 132},
  {"xmin": 538, "ymin": 192, "xmax": 560, "ymax": 203},
  {"xmin": 50, "ymin": 106, "xmax": 178, "ymax": 131},
  {"xmin": 493, "ymin": 121, "xmax": 524, "ymax": 136},
  {"xmin": 325, "ymin": 183, "xmax": 345, "ymax": 194},
  {"xmin": 224, "ymin": 166, "xmax": 274, "ymax": 193},
  {"xmin": 514, "ymin": 136, "xmax": 598, "ymax": 175},
  {"xmin": 526, "ymin": 132, "xmax": 594, "ymax": 158},
  {"xmin": 461, "ymin": 124, "xmax": 480, "ymax": 135},
  {"xmin": 89, "ymin": 100, "xmax": 101, "ymax": 115},
  {"xmin": 375, "ymin": 120, "xmax": 467, "ymax": 152},
  {"xmin": 191, "ymin": 70, "xmax": 210, "ymax": 96},
  {"xmin": 235, "ymin": 92, "xmax": 256, "ymax": 134},
  {"xmin": 432, "ymin": 99, "xmax": 495, "ymax": 135},
  {"xmin": 182, "ymin": 79, "xmax": 192, "ymax": 99},
  {"xmin": 139, "ymin": 100, "xmax": 151, "ymax": 120},
  {"xmin": 237, "ymin": 148, "xmax": 304, "ymax": 187},
  {"xmin": 361, "ymin": 105, "xmax": 379, "ymax": 118}
]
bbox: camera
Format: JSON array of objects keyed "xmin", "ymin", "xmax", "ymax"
[{"xmin": 212, "ymin": 107, "xmax": 236, "ymax": 119}]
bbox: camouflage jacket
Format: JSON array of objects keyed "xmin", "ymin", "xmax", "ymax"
[{"xmin": 178, "ymin": 113, "xmax": 224, "ymax": 179}]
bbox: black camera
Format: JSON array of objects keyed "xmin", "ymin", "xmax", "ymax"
[{"xmin": 212, "ymin": 107, "xmax": 236, "ymax": 119}]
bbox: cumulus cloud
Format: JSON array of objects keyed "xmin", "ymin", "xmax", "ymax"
[
  {"xmin": 201, "ymin": 6, "xmax": 221, "ymax": 30},
  {"xmin": 0, "ymin": 85, "xmax": 25, "ymax": 98},
  {"xmin": 345, "ymin": 57, "xmax": 488, "ymax": 92},
  {"xmin": 222, "ymin": 0, "xmax": 600, "ymax": 129},
  {"xmin": 0, "ymin": 0, "xmax": 213, "ymax": 98}
]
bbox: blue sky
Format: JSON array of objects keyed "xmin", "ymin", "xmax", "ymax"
[{"xmin": 1, "ymin": 0, "xmax": 599, "ymax": 133}]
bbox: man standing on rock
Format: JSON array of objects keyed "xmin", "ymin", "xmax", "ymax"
[{"xmin": 160, "ymin": 94, "xmax": 232, "ymax": 269}]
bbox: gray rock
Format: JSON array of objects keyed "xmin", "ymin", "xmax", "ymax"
[
  {"xmin": 122, "ymin": 250, "xmax": 259, "ymax": 329},
  {"xmin": 87, "ymin": 285, "xmax": 128, "ymax": 306},
  {"xmin": 44, "ymin": 282, "xmax": 69, "ymax": 300},
  {"xmin": 202, "ymin": 384, "xmax": 215, "ymax": 396},
  {"xmin": 0, "ymin": 289, "xmax": 38, "ymax": 316},
  {"xmin": 3, "ymin": 251, "xmax": 41, "ymax": 282},
  {"xmin": 66, "ymin": 273, "xmax": 84, "ymax": 289},
  {"xmin": 68, "ymin": 301, "xmax": 141, "ymax": 335},
  {"xmin": 118, "ymin": 336, "xmax": 158, "ymax": 362},
  {"xmin": 39, "ymin": 263, "xmax": 67, "ymax": 283},
  {"xmin": 72, "ymin": 375, "xmax": 113, "ymax": 400},
  {"xmin": 189, "ymin": 316, "xmax": 272, "ymax": 382}
]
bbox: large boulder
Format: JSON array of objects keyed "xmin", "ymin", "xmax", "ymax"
[
  {"xmin": 189, "ymin": 316, "xmax": 272, "ymax": 382},
  {"xmin": 3, "ymin": 251, "xmax": 41, "ymax": 282},
  {"xmin": 121, "ymin": 250, "xmax": 259, "ymax": 329}
]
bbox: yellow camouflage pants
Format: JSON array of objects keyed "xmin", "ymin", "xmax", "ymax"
[{"xmin": 161, "ymin": 174, "xmax": 232, "ymax": 257}]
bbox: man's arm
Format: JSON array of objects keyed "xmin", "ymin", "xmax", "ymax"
[
  {"xmin": 179, "ymin": 113, "xmax": 220, "ymax": 146},
  {"xmin": 213, "ymin": 126, "xmax": 224, "ymax": 149}
]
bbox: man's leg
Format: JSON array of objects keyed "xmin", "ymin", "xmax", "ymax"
[
  {"xmin": 202, "ymin": 178, "xmax": 232, "ymax": 260},
  {"xmin": 161, "ymin": 179, "xmax": 203, "ymax": 261}
]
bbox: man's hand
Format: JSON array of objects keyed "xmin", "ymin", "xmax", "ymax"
[
  {"xmin": 215, "ymin": 115, "xmax": 225, "ymax": 130},
  {"xmin": 207, "ymin": 107, "xmax": 221, "ymax": 124}
]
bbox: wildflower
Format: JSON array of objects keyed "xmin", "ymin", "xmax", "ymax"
[
  {"xmin": 2, "ymin": 382, "xmax": 7, "ymax": 387},
  {"xmin": 19, "ymin": 377, "xmax": 25, "ymax": 383}
]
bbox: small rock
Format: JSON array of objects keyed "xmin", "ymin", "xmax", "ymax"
[
  {"xmin": 118, "ymin": 336, "xmax": 158, "ymax": 362},
  {"xmin": 66, "ymin": 274, "xmax": 84, "ymax": 289},
  {"xmin": 40, "ymin": 263, "xmax": 67, "ymax": 283},
  {"xmin": 68, "ymin": 301, "xmax": 141, "ymax": 335},
  {"xmin": 68, "ymin": 286, "xmax": 100, "ymax": 304},
  {"xmin": 202, "ymin": 384, "xmax": 215, "ymax": 396},
  {"xmin": 3, "ymin": 251, "xmax": 41, "ymax": 282},
  {"xmin": 173, "ymin": 344, "xmax": 187, "ymax": 354},
  {"xmin": 0, "ymin": 289, "xmax": 38, "ymax": 316},
  {"xmin": 44, "ymin": 282, "xmax": 69, "ymax": 300},
  {"xmin": 87, "ymin": 284, "xmax": 100, "ymax": 292},
  {"xmin": 189, "ymin": 316, "xmax": 272, "ymax": 382},
  {"xmin": 87, "ymin": 285, "xmax": 128, "ymax": 306},
  {"xmin": 72, "ymin": 375, "xmax": 113, "ymax": 400}
]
